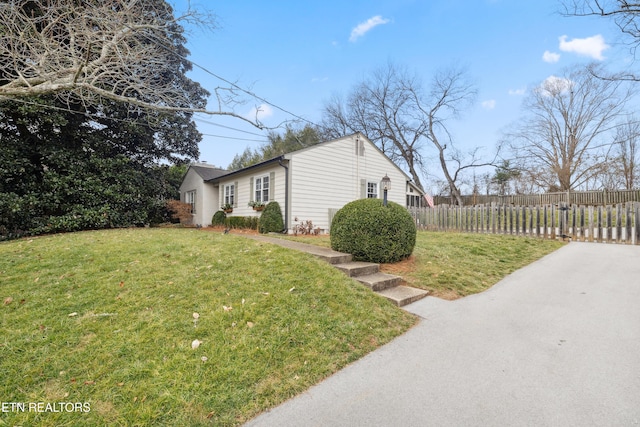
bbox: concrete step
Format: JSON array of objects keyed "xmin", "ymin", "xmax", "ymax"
[
  {"xmin": 377, "ymin": 286, "xmax": 430, "ymax": 307},
  {"xmin": 316, "ymin": 252, "xmax": 353, "ymax": 265},
  {"xmin": 333, "ymin": 261, "xmax": 380, "ymax": 277},
  {"xmin": 354, "ymin": 272, "xmax": 402, "ymax": 292}
]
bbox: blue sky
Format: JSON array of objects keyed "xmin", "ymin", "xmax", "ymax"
[{"xmin": 169, "ymin": 0, "xmax": 632, "ymax": 189}]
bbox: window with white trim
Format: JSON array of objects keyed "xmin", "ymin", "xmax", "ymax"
[
  {"xmin": 185, "ymin": 190, "xmax": 196, "ymax": 213},
  {"xmin": 255, "ymin": 175, "xmax": 270, "ymax": 203},
  {"xmin": 224, "ymin": 184, "xmax": 235, "ymax": 206},
  {"xmin": 367, "ymin": 181, "xmax": 378, "ymax": 198}
]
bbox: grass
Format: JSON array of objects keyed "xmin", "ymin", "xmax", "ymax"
[
  {"xmin": 0, "ymin": 228, "xmax": 416, "ymax": 426},
  {"xmin": 279, "ymin": 231, "xmax": 566, "ymax": 299},
  {"xmin": 396, "ymin": 232, "xmax": 566, "ymax": 298}
]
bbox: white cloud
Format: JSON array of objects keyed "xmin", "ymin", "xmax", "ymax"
[
  {"xmin": 349, "ymin": 15, "xmax": 390, "ymax": 42},
  {"xmin": 539, "ymin": 75, "xmax": 573, "ymax": 97},
  {"xmin": 311, "ymin": 77, "xmax": 329, "ymax": 83},
  {"xmin": 543, "ymin": 50, "xmax": 561, "ymax": 63},
  {"xmin": 558, "ymin": 34, "xmax": 609, "ymax": 60},
  {"xmin": 481, "ymin": 100, "xmax": 496, "ymax": 110},
  {"xmin": 508, "ymin": 88, "xmax": 526, "ymax": 96},
  {"xmin": 246, "ymin": 104, "xmax": 274, "ymax": 121}
]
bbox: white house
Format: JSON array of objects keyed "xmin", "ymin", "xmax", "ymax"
[
  {"xmin": 179, "ymin": 133, "xmax": 425, "ymax": 232},
  {"xmin": 178, "ymin": 163, "xmax": 227, "ymax": 226}
]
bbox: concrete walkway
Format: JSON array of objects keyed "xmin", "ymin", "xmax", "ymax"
[{"xmin": 245, "ymin": 242, "xmax": 640, "ymax": 426}]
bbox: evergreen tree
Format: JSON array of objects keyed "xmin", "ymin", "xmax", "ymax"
[{"xmin": 0, "ymin": 0, "xmax": 207, "ymax": 239}]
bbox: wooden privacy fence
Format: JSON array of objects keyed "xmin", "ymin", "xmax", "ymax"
[
  {"xmin": 409, "ymin": 202, "xmax": 640, "ymax": 245},
  {"xmin": 433, "ymin": 189, "xmax": 640, "ymax": 207}
]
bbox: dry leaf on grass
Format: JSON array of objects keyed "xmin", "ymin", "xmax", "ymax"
[
  {"xmin": 193, "ymin": 312, "xmax": 200, "ymax": 327},
  {"xmin": 3, "ymin": 297, "xmax": 13, "ymax": 305}
]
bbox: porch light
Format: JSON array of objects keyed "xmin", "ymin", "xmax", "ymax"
[{"xmin": 381, "ymin": 174, "xmax": 391, "ymax": 206}]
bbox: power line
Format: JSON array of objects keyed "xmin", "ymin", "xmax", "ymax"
[
  {"xmin": 145, "ymin": 31, "xmax": 321, "ymax": 128},
  {"xmin": 200, "ymin": 133, "xmax": 268, "ymax": 142},
  {"xmin": 193, "ymin": 114, "xmax": 268, "ymax": 136}
]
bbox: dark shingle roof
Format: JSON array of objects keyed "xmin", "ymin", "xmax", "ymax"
[{"xmin": 190, "ymin": 164, "xmax": 227, "ymax": 181}]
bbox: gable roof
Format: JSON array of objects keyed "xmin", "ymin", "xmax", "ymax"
[
  {"xmin": 204, "ymin": 133, "xmax": 423, "ymax": 193},
  {"xmin": 189, "ymin": 164, "xmax": 228, "ymax": 181}
]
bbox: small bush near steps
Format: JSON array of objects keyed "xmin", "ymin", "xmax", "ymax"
[{"xmin": 330, "ymin": 198, "xmax": 416, "ymax": 263}]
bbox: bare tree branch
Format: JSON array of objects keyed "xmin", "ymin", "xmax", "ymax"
[
  {"xmin": 561, "ymin": 0, "xmax": 640, "ymax": 60},
  {"xmin": 0, "ymin": 0, "xmax": 270, "ymax": 128}
]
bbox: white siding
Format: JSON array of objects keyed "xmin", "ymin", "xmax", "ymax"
[
  {"xmin": 218, "ymin": 164, "xmax": 287, "ymax": 220},
  {"xmin": 179, "ymin": 169, "xmax": 218, "ymax": 226},
  {"xmin": 288, "ymin": 134, "xmax": 410, "ymax": 232}
]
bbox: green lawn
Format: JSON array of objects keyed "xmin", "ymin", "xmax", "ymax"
[
  {"xmin": 279, "ymin": 231, "xmax": 566, "ymax": 299},
  {"xmin": 0, "ymin": 229, "xmax": 415, "ymax": 426},
  {"xmin": 403, "ymin": 232, "xmax": 566, "ymax": 298}
]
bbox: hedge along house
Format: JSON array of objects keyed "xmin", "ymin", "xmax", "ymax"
[{"xmin": 179, "ymin": 133, "xmax": 426, "ymax": 231}]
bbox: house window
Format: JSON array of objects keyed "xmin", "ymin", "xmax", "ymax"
[
  {"xmin": 367, "ymin": 182, "xmax": 378, "ymax": 198},
  {"xmin": 255, "ymin": 175, "xmax": 270, "ymax": 203},
  {"xmin": 407, "ymin": 194, "xmax": 421, "ymax": 207},
  {"xmin": 185, "ymin": 190, "xmax": 196, "ymax": 214},
  {"xmin": 224, "ymin": 184, "xmax": 235, "ymax": 206}
]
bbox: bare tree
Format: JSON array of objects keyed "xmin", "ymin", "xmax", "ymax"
[
  {"xmin": 414, "ymin": 66, "xmax": 500, "ymax": 204},
  {"xmin": 612, "ymin": 116, "xmax": 640, "ymax": 188},
  {"xmin": 322, "ymin": 62, "xmax": 492, "ymax": 204},
  {"xmin": 504, "ymin": 64, "xmax": 634, "ymax": 191},
  {"xmin": 0, "ymin": 0, "xmax": 267, "ymax": 127},
  {"xmin": 322, "ymin": 63, "xmax": 428, "ymax": 191}
]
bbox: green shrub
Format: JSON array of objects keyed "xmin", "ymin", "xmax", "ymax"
[
  {"xmin": 225, "ymin": 216, "xmax": 258, "ymax": 230},
  {"xmin": 330, "ymin": 199, "xmax": 416, "ymax": 263},
  {"xmin": 212, "ymin": 210, "xmax": 227, "ymax": 226},
  {"xmin": 258, "ymin": 201, "xmax": 284, "ymax": 234}
]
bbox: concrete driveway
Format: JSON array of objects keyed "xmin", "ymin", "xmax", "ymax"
[{"xmin": 245, "ymin": 242, "xmax": 640, "ymax": 426}]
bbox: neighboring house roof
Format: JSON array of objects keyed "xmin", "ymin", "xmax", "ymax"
[{"xmin": 188, "ymin": 163, "xmax": 228, "ymax": 181}]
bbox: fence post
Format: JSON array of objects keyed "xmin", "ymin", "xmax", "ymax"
[
  {"xmin": 571, "ymin": 204, "xmax": 577, "ymax": 240},
  {"xmin": 579, "ymin": 206, "xmax": 585, "ymax": 241},
  {"xmin": 625, "ymin": 203, "xmax": 632, "ymax": 244},
  {"xmin": 491, "ymin": 204, "xmax": 496, "ymax": 234},
  {"xmin": 616, "ymin": 203, "xmax": 622, "ymax": 243},
  {"xmin": 606, "ymin": 205, "xmax": 613, "ymax": 243},
  {"xmin": 550, "ymin": 204, "xmax": 556, "ymax": 240},
  {"xmin": 635, "ymin": 202, "xmax": 640, "ymax": 245},
  {"xmin": 597, "ymin": 206, "xmax": 603, "ymax": 243}
]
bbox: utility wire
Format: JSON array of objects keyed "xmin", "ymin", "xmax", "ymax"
[
  {"xmin": 145, "ymin": 29, "xmax": 321, "ymax": 128},
  {"xmin": 2, "ymin": 97, "xmax": 269, "ymax": 142},
  {"xmin": 193, "ymin": 114, "xmax": 268, "ymax": 136},
  {"xmin": 200, "ymin": 133, "xmax": 268, "ymax": 142}
]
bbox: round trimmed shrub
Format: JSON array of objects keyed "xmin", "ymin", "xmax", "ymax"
[
  {"xmin": 258, "ymin": 201, "xmax": 284, "ymax": 234},
  {"xmin": 211, "ymin": 210, "xmax": 227, "ymax": 226},
  {"xmin": 330, "ymin": 199, "xmax": 416, "ymax": 263}
]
